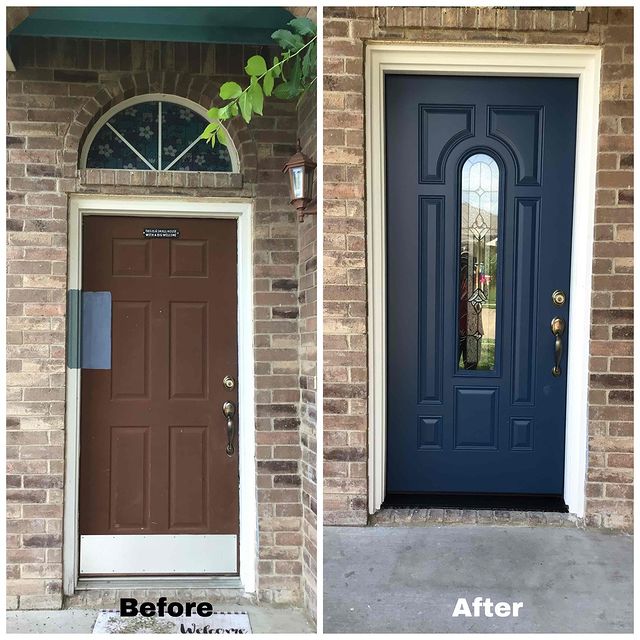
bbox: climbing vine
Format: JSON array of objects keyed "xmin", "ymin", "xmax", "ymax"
[{"xmin": 201, "ymin": 17, "xmax": 317, "ymax": 148}]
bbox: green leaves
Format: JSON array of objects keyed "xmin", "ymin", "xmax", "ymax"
[
  {"xmin": 202, "ymin": 17, "xmax": 317, "ymax": 148},
  {"xmin": 272, "ymin": 82, "xmax": 295, "ymax": 100},
  {"xmin": 272, "ymin": 56, "xmax": 281, "ymax": 77},
  {"xmin": 302, "ymin": 41, "xmax": 316, "ymax": 82},
  {"xmin": 201, "ymin": 121, "xmax": 217, "ymax": 140},
  {"xmin": 238, "ymin": 93, "xmax": 251, "ymax": 123},
  {"xmin": 288, "ymin": 17, "xmax": 316, "ymax": 37},
  {"xmin": 219, "ymin": 82, "xmax": 242, "ymax": 100},
  {"xmin": 263, "ymin": 70, "xmax": 274, "ymax": 97},
  {"xmin": 245, "ymin": 55, "xmax": 267, "ymax": 76},
  {"xmin": 249, "ymin": 76, "xmax": 264, "ymax": 115},
  {"xmin": 272, "ymin": 54, "xmax": 302, "ymax": 100},
  {"xmin": 216, "ymin": 126, "xmax": 228, "ymax": 146},
  {"xmin": 271, "ymin": 29, "xmax": 304, "ymax": 52},
  {"xmin": 217, "ymin": 104, "xmax": 232, "ymax": 119},
  {"xmin": 271, "ymin": 17, "xmax": 316, "ymax": 52},
  {"xmin": 200, "ymin": 120, "xmax": 220, "ymax": 148}
]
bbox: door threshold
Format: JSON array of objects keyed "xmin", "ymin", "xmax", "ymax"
[
  {"xmin": 383, "ymin": 493, "xmax": 568, "ymax": 512},
  {"xmin": 76, "ymin": 576, "xmax": 243, "ymax": 591}
]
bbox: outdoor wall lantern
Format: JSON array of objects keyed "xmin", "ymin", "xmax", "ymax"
[{"xmin": 283, "ymin": 140, "xmax": 317, "ymax": 222}]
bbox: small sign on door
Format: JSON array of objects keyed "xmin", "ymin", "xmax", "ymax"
[{"xmin": 143, "ymin": 228, "xmax": 180, "ymax": 238}]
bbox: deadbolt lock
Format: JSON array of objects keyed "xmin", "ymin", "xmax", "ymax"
[
  {"xmin": 552, "ymin": 290, "xmax": 566, "ymax": 307},
  {"xmin": 223, "ymin": 375, "xmax": 235, "ymax": 390}
]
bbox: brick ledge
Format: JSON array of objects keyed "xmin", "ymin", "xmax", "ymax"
[
  {"xmin": 370, "ymin": 508, "xmax": 584, "ymax": 528},
  {"xmin": 79, "ymin": 168, "xmax": 243, "ymax": 189}
]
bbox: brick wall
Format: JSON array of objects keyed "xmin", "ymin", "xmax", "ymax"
[
  {"xmin": 6, "ymin": 34, "xmax": 309, "ymax": 608},
  {"xmin": 323, "ymin": 6, "xmax": 633, "ymax": 530},
  {"xmin": 297, "ymin": 85, "xmax": 317, "ymax": 621},
  {"xmin": 289, "ymin": 5, "xmax": 318, "ymax": 622}
]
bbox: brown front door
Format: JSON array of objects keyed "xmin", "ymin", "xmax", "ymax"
[{"xmin": 78, "ymin": 215, "xmax": 239, "ymax": 575}]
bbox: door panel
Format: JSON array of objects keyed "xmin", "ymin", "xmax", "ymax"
[
  {"xmin": 79, "ymin": 216, "xmax": 239, "ymax": 572},
  {"xmin": 386, "ymin": 75, "xmax": 578, "ymax": 496}
]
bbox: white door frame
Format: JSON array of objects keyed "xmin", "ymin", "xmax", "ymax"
[
  {"xmin": 63, "ymin": 194, "xmax": 256, "ymax": 594},
  {"xmin": 365, "ymin": 43, "xmax": 601, "ymax": 517}
]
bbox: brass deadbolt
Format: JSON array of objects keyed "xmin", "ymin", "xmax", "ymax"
[
  {"xmin": 223, "ymin": 375, "xmax": 235, "ymax": 390},
  {"xmin": 552, "ymin": 290, "xmax": 566, "ymax": 307}
]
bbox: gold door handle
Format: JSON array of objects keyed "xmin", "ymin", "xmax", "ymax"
[
  {"xmin": 222, "ymin": 401, "xmax": 236, "ymax": 456},
  {"xmin": 551, "ymin": 317, "xmax": 566, "ymax": 377}
]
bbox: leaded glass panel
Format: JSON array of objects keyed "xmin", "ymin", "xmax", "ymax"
[{"xmin": 458, "ymin": 153, "xmax": 499, "ymax": 371}]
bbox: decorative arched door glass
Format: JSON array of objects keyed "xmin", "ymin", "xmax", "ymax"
[
  {"xmin": 84, "ymin": 98, "xmax": 234, "ymax": 172},
  {"xmin": 458, "ymin": 153, "xmax": 499, "ymax": 371}
]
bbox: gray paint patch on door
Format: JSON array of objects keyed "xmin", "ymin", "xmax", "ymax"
[
  {"xmin": 66, "ymin": 289, "xmax": 81, "ymax": 369},
  {"xmin": 81, "ymin": 291, "xmax": 112, "ymax": 369}
]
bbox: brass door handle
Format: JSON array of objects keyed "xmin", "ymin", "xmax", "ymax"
[
  {"xmin": 551, "ymin": 317, "xmax": 566, "ymax": 377},
  {"xmin": 222, "ymin": 401, "xmax": 236, "ymax": 456}
]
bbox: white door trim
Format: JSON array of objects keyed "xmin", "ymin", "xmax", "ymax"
[
  {"xmin": 64, "ymin": 194, "xmax": 256, "ymax": 594},
  {"xmin": 365, "ymin": 43, "xmax": 601, "ymax": 517}
]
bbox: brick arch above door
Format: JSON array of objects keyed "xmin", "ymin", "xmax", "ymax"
[{"xmin": 61, "ymin": 72, "xmax": 258, "ymax": 184}]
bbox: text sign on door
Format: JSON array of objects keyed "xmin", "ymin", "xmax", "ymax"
[{"xmin": 143, "ymin": 228, "xmax": 180, "ymax": 238}]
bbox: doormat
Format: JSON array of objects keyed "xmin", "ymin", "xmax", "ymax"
[{"xmin": 92, "ymin": 609, "xmax": 252, "ymax": 634}]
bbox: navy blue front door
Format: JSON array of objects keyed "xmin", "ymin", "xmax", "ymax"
[{"xmin": 386, "ymin": 75, "xmax": 578, "ymax": 495}]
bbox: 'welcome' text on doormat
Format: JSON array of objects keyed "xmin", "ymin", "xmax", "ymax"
[{"xmin": 93, "ymin": 610, "xmax": 252, "ymax": 634}]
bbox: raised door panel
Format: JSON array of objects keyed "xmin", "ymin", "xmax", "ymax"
[
  {"xmin": 112, "ymin": 238, "xmax": 151, "ymax": 277},
  {"xmin": 488, "ymin": 106, "xmax": 543, "ymax": 185},
  {"xmin": 170, "ymin": 240, "xmax": 208, "ymax": 277},
  {"xmin": 169, "ymin": 426, "xmax": 208, "ymax": 530},
  {"xmin": 111, "ymin": 301, "xmax": 150, "ymax": 399},
  {"xmin": 169, "ymin": 302, "xmax": 208, "ymax": 399},
  {"xmin": 511, "ymin": 199, "xmax": 540, "ymax": 406},
  {"xmin": 419, "ymin": 105, "xmax": 475, "ymax": 183},
  {"xmin": 109, "ymin": 426, "xmax": 150, "ymax": 529},
  {"xmin": 418, "ymin": 197, "xmax": 444, "ymax": 403}
]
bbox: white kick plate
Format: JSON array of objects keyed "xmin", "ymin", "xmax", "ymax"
[{"xmin": 80, "ymin": 534, "xmax": 237, "ymax": 574}]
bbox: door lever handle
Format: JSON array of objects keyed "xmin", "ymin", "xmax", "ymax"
[
  {"xmin": 550, "ymin": 317, "xmax": 566, "ymax": 377},
  {"xmin": 222, "ymin": 401, "xmax": 236, "ymax": 456}
]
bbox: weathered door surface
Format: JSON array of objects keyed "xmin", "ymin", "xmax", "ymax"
[
  {"xmin": 79, "ymin": 216, "xmax": 239, "ymax": 575},
  {"xmin": 385, "ymin": 76, "xmax": 578, "ymax": 498}
]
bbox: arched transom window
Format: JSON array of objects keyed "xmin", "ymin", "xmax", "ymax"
[{"xmin": 81, "ymin": 96, "xmax": 237, "ymax": 173}]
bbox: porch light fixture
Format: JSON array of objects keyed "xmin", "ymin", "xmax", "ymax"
[{"xmin": 283, "ymin": 140, "xmax": 316, "ymax": 222}]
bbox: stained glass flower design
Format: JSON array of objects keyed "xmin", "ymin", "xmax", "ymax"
[{"xmin": 86, "ymin": 99, "xmax": 233, "ymax": 172}]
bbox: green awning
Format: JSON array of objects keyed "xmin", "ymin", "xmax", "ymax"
[{"xmin": 9, "ymin": 7, "xmax": 294, "ymax": 45}]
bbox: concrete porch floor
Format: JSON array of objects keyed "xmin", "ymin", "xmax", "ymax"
[
  {"xmin": 6, "ymin": 604, "xmax": 314, "ymax": 634},
  {"xmin": 324, "ymin": 525, "xmax": 633, "ymax": 633}
]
